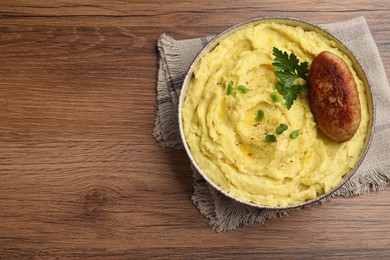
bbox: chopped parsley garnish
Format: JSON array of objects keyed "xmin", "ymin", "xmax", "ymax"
[
  {"xmin": 226, "ymin": 80, "xmax": 233, "ymax": 95},
  {"xmin": 290, "ymin": 130, "xmax": 300, "ymax": 139},
  {"xmin": 276, "ymin": 123, "xmax": 288, "ymax": 135},
  {"xmin": 265, "ymin": 134, "xmax": 277, "ymax": 143},
  {"xmin": 271, "ymin": 91, "xmax": 283, "ymax": 102},
  {"xmin": 226, "ymin": 81, "xmax": 249, "ymax": 95},
  {"xmin": 272, "ymin": 47, "xmax": 309, "ymax": 110},
  {"xmin": 255, "ymin": 110, "xmax": 265, "ymax": 121},
  {"xmin": 237, "ymin": 85, "xmax": 249, "ymax": 93}
]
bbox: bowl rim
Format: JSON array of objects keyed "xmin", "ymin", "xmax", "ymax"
[{"xmin": 178, "ymin": 16, "xmax": 376, "ymax": 210}]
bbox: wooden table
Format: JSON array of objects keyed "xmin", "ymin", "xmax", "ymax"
[{"xmin": 1, "ymin": 1, "xmax": 389, "ymax": 259}]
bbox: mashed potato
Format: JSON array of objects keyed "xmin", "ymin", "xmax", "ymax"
[{"xmin": 182, "ymin": 22, "xmax": 369, "ymax": 207}]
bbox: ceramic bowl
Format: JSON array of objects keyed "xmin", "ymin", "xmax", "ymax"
[{"xmin": 178, "ymin": 17, "xmax": 375, "ymax": 209}]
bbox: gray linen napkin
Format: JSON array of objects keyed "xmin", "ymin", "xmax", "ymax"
[{"xmin": 153, "ymin": 16, "xmax": 390, "ymax": 232}]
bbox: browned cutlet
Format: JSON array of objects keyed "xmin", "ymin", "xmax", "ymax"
[{"xmin": 308, "ymin": 51, "xmax": 361, "ymax": 142}]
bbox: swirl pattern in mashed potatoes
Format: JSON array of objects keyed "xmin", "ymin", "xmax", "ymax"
[{"xmin": 182, "ymin": 22, "xmax": 369, "ymax": 207}]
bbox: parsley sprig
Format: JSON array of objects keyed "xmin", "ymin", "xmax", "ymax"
[{"xmin": 272, "ymin": 47, "xmax": 309, "ymax": 110}]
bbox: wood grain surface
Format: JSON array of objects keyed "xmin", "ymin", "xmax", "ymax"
[{"xmin": 0, "ymin": 1, "xmax": 389, "ymax": 259}]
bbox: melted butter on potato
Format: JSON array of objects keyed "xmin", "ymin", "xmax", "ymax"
[{"xmin": 182, "ymin": 22, "xmax": 369, "ymax": 207}]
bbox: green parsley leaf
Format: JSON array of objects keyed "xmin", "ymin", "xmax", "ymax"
[
  {"xmin": 271, "ymin": 91, "xmax": 283, "ymax": 102},
  {"xmin": 272, "ymin": 47, "xmax": 300, "ymax": 72},
  {"xmin": 296, "ymin": 61, "xmax": 309, "ymax": 80},
  {"xmin": 226, "ymin": 80, "xmax": 234, "ymax": 95},
  {"xmin": 276, "ymin": 123, "xmax": 288, "ymax": 135},
  {"xmin": 255, "ymin": 110, "xmax": 265, "ymax": 121},
  {"xmin": 290, "ymin": 130, "xmax": 300, "ymax": 139},
  {"xmin": 265, "ymin": 134, "xmax": 277, "ymax": 143},
  {"xmin": 284, "ymin": 85, "xmax": 308, "ymax": 110},
  {"xmin": 272, "ymin": 47, "xmax": 309, "ymax": 110},
  {"xmin": 276, "ymin": 82, "xmax": 284, "ymax": 94},
  {"xmin": 237, "ymin": 85, "xmax": 249, "ymax": 93},
  {"xmin": 275, "ymin": 70, "xmax": 298, "ymax": 88}
]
